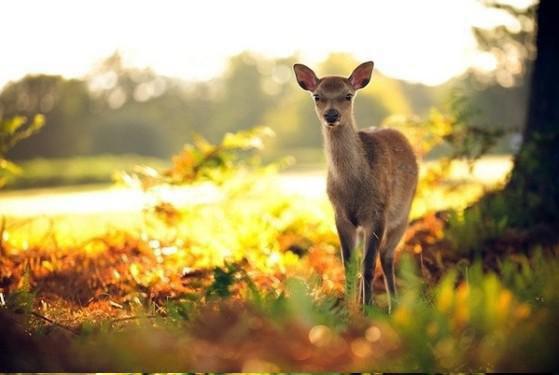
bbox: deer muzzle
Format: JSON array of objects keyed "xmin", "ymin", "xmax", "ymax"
[{"xmin": 324, "ymin": 109, "xmax": 340, "ymax": 125}]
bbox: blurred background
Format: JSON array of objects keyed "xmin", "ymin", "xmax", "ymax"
[{"xmin": 0, "ymin": 0, "xmax": 534, "ymax": 189}]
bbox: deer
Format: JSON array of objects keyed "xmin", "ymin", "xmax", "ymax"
[{"xmin": 293, "ymin": 61, "xmax": 418, "ymax": 311}]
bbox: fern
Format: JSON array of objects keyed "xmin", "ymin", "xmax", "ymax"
[{"xmin": 344, "ymin": 245, "xmax": 362, "ymax": 308}]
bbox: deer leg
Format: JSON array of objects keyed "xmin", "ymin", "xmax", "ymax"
[
  {"xmin": 362, "ymin": 222, "xmax": 385, "ymax": 306},
  {"xmin": 380, "ymin": 221, "xmax": 407, "ymax": 313},
  {"xmin": 335, "ymin": 214, "xmax": 357, "ymax": 272}
]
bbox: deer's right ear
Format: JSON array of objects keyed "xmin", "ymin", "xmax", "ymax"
[
  {"xmin": 349, "ymin": 61, "xmax": 374, "ymax": 90},
  {"xmin": 293, "ymin": 64, "xmax": 318, "ymax": 91}
]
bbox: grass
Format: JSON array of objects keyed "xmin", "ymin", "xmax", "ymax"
[{"xmin": 3, "ymin": 154, "xmax": 167, "ymax": 190}]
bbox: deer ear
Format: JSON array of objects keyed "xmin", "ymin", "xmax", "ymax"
[
  {"xmin": 348, "ymin": 61, "xmax": 374, "ymax": 90},
  {"xmin": 293, "ymin": 64, "xmax": 319, "ymax": 91}
]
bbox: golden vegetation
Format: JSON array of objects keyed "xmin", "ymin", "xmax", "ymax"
[{"xmin": 0, "ymin": 126, "xmax": 557, "ymax": 371}]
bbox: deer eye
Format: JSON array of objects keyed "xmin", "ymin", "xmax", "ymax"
[
  {"xmin": 313, "ymin": 94, "xmax": 320, "ymax": 102},
  {"xmin": 345, "ymin": 93, "xmax": 353, "ymax": 101}
]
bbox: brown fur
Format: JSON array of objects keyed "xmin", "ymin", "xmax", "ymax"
[{"xmin": 294, "ymin": 62, "xmax": 418, "ymax": 310}]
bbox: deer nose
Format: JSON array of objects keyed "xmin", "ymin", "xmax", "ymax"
[{"xmin": 324, "ymin": 109, "xmax": 340, "ymax": 123}]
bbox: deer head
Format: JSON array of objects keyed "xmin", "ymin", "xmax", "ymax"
[{"xmin": 293, "ymin": 61, "xmax": 374, "ymax": 128}]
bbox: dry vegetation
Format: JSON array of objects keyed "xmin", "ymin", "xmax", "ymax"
[{"xmin": 1, "ymin": 127, "xmax": 558, "ymax": 372}]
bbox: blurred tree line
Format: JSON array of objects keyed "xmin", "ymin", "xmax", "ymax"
[{"xmin": 0, "ymin": 51, "xmax": 529, "ymax": 162}]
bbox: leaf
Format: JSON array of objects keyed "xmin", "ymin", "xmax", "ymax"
[
  {"xmin": 7, "ymin": 114, "xmax": 46, "ymax": 148},
  {"xmin": 1, "ymin": 116, "xmax": 26, "ymax": 135},
  {"xmin": 222, "ymin": 126, "xmax": 274, "ymax": 150},
  {"xmin": 193, "ymin": 134, "xmax": 214, "ymax": 153},
  {"xmin": 206, "ymin": 262, "xmax": 240, "ymax": 298},
  {"xmin": 0, "ymin": 158, "xmax": 22, "ymax": 175}
]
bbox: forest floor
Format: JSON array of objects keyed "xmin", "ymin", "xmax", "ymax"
[{"xmin": 1, "ymin": 156, "xmax": 558, "ymax": 372}]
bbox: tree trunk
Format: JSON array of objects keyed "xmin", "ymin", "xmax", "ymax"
[{"xmin": 504, "ymin": 0, "xmax": 559, "ymax": 227}]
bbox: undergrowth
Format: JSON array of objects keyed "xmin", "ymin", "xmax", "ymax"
[
  {"xmin": 1, "ymin": 126, "xmax": 557, "ymax": 371},
  {"xmin": 1, "ymin": 249, "xmax": 557, "ymax": 371}
]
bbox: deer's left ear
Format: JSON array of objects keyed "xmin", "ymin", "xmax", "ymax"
[
  {"xmin": 293, "ymin": 64, "xmax": 319, "ymax": 91},
  {"xmin": 349, "ymin": 61, "xmax": 374, "ymax": 90}
]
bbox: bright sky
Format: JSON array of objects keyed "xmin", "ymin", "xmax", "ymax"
[{"xmin": 0, "ymin": 0, "xmax": 531, "ymax": 88}]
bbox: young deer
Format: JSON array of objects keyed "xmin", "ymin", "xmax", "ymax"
[{"xmin": 293, "ymin": 61, "xmax": 418, "ymax": 310}]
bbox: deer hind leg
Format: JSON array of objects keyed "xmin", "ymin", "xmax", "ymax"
[{"xmin": 380, "ymin": 220, "xmax": 408, "ymax": 313}]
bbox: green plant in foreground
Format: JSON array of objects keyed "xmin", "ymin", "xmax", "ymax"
[
  {"xmin": 206, "ymin": 262, "xmax": 242, "ymax": 298},
  {"xmin": 344, "ymin": 245, "xmax": 362, "ymax": 308},
  {"xmin": 388, "ymin": 252, "xmax": 559, "ymax": 371}
]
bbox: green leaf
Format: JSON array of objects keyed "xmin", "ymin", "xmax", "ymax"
[
  {"xmin": 206, "ymin": 262, "xmax": 240, "ymax": 298},
  {"xmin": 4, "ymin": 116, "xmax": 26, "ymax": 134},
  {"xmin": 0, "ymin": 158, "xmax": 22, "ymax": 175}
]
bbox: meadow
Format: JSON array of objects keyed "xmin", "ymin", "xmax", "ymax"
[{"xmin": 1, "ymin": 128, "xmax": 557, "ymax": 372}]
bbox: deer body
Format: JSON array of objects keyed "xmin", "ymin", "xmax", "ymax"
[
  {"xmin": 294, "ymin": 62, "xmax": 418, "ymax": 310},
  {"xmin": 325, "ymin": 126, "xmax": 416, "ymax": 233}
]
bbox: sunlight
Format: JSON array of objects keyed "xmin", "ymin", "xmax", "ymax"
[
  {"xmin": 0, "ymin": 0, "xmax": 534, "ymax": 88},
  {"xmin": 0, "ymin": 157, "xmax": 512, "ymax": 220}
]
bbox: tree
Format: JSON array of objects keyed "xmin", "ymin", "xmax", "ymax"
[
  {"xmin": 477, "ymin": 0, "xmax": 559, "ymax": 231},
  {"xmin": 504, "ymin": 0, "xmax": 559, "ymax": 227}
]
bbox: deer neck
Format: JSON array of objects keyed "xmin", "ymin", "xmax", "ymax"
[{"xmin": 322, "ymin": 118, "xmax": 365, "ymax": 180}]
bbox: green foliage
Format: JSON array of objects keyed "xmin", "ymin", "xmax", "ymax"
[
  {"xmin": 117, "ymin": 126, "xmax": 276, "ymax": 190},
  {"xmin": 285, "ymin": 276, "xmax": 344, "ymax": 328},
  {"xmin": 206, "ymin": 262, "xmax": 241, "ymax": 298},
  {"xmin": 0, "ymin": 114, "xmax": 45, "ymax": 187},
  {"xmin": 456, "ymin": 132, "xmax": 559, "ymax": 242},
  {"xmin": 445, "ymin": 204, "xmax": 508, "ymax": 255},
  {"xmin": 2, "ymin": 268, "xmax": 35, "ymax": 317},
  {"xmin": 502, "ymin": 128, "xmax": 559, "ymax": 227},
  {"xmin": 391, "ymin": 93, "xmax": 504, "ymax": 164},
  {"xmin": 0, "ymin": 115, "xmax": 45, "ymax": 156},
  {"xmin": 167, "ymin": 126, "xmax": 275, "ymax": 185},
  {"xmin": 163, "ymin": 297, "xmax": 197, "ymax": 322},
  {"xmin": 344, "ymin": 246, "xmax": 362, "ymax": 307},
  {"xmin": 442, "ymin": 95, "xmax": 504, "ymax": 162},
  {"xmin": 4, "ymin": 289, "xmax": 35, "ymax": 316},
  {"xmin": 386, "ymin": 252, "xmax": 558, "ymax": 371},
  {"xmin": 245, "ymin": 284, "xmax": 289, "ymax": 322},
  {"xmin": 498, "ymin": 250, "xmax": 559, "ymax": 309},
  {"xmin": 386, "ymin": 92, "xmax": 505, "ymax": 167}
]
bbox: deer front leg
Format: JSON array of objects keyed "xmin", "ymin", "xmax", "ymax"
[
  {"xmin": 362, "ymin": 222, "xmax": 385, "ymax": 306},
  {"xmin": 335, "ymin": 214, "xmax": 357, "ymax": 272}
]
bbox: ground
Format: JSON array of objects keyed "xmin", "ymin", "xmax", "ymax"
[{"xmin": 1, "ymin": 157, "xmax": 558, "ymax": 371}]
